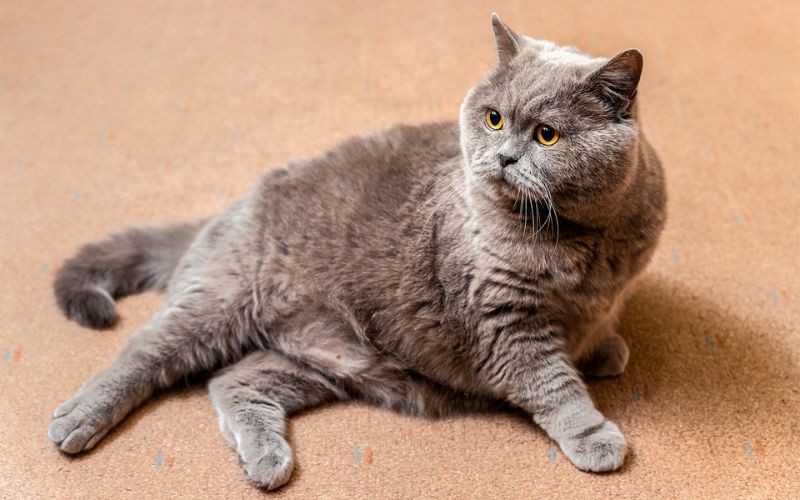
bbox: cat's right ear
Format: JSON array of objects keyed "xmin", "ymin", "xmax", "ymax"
[{"xmin": 491, "ymin": 13, "xmax": 522, "ymax": 65}]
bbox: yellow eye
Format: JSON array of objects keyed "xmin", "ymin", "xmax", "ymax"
[
  {"xmin": 485, "ymin": 109, "xmax": 503, "ymax": 130},
  {"xmin": 535, "ymin": 124, "xmax": 559, "ymax": 146}
]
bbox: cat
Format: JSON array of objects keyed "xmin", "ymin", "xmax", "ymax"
[{"xmin": 48, "ymin": 14, "xmax": 666, "ymax": 490}]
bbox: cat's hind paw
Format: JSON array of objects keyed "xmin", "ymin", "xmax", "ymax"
[
  {"xmin": 559, "ymin": 420, "xmax": 627, "ymax": 472},
  {"xmin": 579, "ymin": 333, "xmax": 629, "ymax": 378}
]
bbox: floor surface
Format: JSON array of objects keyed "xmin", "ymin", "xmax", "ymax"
[{"xmin": 1, "ymin": 1, "xmax": 798, "ymax": 497}]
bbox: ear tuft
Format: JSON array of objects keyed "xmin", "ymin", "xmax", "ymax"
[{"xmin": 491, "ymin": 13, "xmax": 521, "ymax": 66}]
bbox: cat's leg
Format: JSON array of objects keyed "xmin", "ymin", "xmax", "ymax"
[
  {"xmin": 208, "ymin": 350, "xmax": 345, "ymax": 490},
  {"xmin": 578, "ymin": 330, "xmax": 629, "ymax": 378},
  {"xmin": 48, "ymin": 293, "xmax": 243, "ymax": 454},
  {"xmin": 207, "ymin": 311, "xmax": 491, "ymax": 489},
  {"xmin": 478, "ymin": 322, "xmax": 626, "ymax": 472}
]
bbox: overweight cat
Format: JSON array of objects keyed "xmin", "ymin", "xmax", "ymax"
[{"xmin": 49, "ymin": 14, "xmax": 666, "ymax": 489}]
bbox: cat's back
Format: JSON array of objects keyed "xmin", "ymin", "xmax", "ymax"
[
  {"xmin": 250, "ymin": 121, "xmax": 460, "ymax": 235},
  {"xmin": 272, "ymin": 120, "xmax": 459, "ymax": 197},
  {"xmin": 338, "ymin": 120, "xmax": 460, "ymax": 173},
  {"xmin": 238, "ymin": 121, "xmax": 461, "ymax": 281}
]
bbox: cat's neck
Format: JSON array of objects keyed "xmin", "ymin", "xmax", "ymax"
[{"xmin": 450, "ymin": 140, "xmax": 663, "ymax": 274}]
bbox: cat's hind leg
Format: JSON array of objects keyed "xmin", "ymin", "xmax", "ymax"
[
  {"xmin": 208, "ymin": 350, "xmax": 345, "ymax": 490},
  {"xmin": 48, "ymin": 286, "xmax": 246, "ymax": 454},
  {"xmin": 578, "ymin": 331, "xmax": 629, "ymax": 378}
]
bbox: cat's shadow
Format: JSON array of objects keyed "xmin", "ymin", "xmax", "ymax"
[
  {"xmin": 586, "ymin": 275, "xmax": 795, "ymax": 467},
  {"xmin": 67, "ymin": 275, "xmax": 796, "ymax": 479}
]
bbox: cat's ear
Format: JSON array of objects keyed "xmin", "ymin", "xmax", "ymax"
[
  {"xmin": 491, "ymin": 13, "xmax": 523, "ymax": 65},
  {"xmin": 585, "ymin": 49, "xmax": 644, "ymax": 118}
]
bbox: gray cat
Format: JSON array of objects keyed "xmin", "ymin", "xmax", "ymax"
[{"xmin": 48, "ymin": 14, "xmax": 666, "ymax": 489}]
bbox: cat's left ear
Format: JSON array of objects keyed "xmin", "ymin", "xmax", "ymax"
[
  {"xmin": 491, "ymin": 13, "xmax": 523, "ymax": 65},
  {"xmin": 585, "ymin": 49, "xmax": 643, "ymax": 118}
]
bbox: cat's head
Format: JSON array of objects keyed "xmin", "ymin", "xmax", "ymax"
[{"xmin": 460, "ymin": 14, "xmax": 644, "ymax": 227}]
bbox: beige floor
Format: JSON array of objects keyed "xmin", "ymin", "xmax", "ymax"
[{"xmin": 1, "ymin": 0, "xmax": 798, "ymax": 497}]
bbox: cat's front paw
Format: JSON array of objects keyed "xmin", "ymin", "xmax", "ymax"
[
  {"xmin": 48, "ymin": 384, "xmax": 120, "ymax": 454},
  {"xmin": 239, "ymin": 433, "xmax": 294, "ymax": 490},
  {"xmin": 559, "ymin": 420, "xmax": 627, "ymax": 472},
  {"xmin": 218, "ymin": 412, "xmax": 294, "ymax": 490}
]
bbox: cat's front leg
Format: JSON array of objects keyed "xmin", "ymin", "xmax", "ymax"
[{"xmin": 480, "ymin": 322, "xmax": 627, "ymax": 472}]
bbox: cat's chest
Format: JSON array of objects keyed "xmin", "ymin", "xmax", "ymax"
[{"xmin": 464, "ymin": 235, "xmax": 630, "ymax": 324}]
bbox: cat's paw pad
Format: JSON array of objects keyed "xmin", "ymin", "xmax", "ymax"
[
  {"xmin": 580, "ymin": 334, "xmax": 630, "ymax": 378},
  {"xmin": 48, "ymin": 388, "xmax": 116, "ymax": 454},
  {"xmin": 560, "ymin": 420, "xmax": 627, "ymax": 472},
  {"xmin": 238, "ymin": 433, "xmax": 294, "ymax": 490}
]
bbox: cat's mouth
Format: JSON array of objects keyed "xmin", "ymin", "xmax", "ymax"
[
  {"xmin": 483, "ymin": 167, "xmax": 560, "ymax": 229},
  {"xmin": 498, "ymin": 168, "xmax": 548, "ymax": 203},
  {"xmin": 489, "ymin": 171, "xmax": 598, "ymax": 236}
]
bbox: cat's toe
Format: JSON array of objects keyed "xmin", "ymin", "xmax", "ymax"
[
  {"xmin": 559, "ymin": 420, "xmax": 627, "ymax": 472},
  {"xmin": 240, "ymin": 434, "xmax": 294, "ymax": 490},
  {"xmin": 48, "ymin": 391, "xmax": 115, "ymax": 454},
  {"xmin": 49, "ymin": 413, "xmax": 109, "ymax": 454}
]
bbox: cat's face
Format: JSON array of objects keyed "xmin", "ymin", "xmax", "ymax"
[{"xmin": 460, "ymin": 15, "xmax": 644, "ymax": 224}]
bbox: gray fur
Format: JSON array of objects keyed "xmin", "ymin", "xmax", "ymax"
[{"xmin": 48, "ymin": 15, "xmax": 665, "ymax": 489}]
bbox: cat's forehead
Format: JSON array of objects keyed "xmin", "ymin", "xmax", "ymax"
[
  {"xmin": 513, "ymin": 40, "xmax": 606, "ymax": 84},
  {"xmin": 521, "ymin": 38, "xmax": 604, "ymax": 66},
  {"xmin": 494, "ymin": 41, "xmax": 604, "ymax": 103}
]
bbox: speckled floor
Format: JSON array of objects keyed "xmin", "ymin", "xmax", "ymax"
[{"xmin": 1, "ymin": 1, "xmax": 798, "ymax": 497}]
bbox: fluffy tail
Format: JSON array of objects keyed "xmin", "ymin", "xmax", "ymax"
[{"xmin": 54, "ymin": 222, "xmax": 203, "ymax": 329}]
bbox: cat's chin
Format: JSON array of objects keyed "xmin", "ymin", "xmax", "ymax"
[
  {"xmin": 475, "ymin": 174, "xmax": 557, "ymax": 227},
  {"xmin": 479, "ymin": 169, "xmax": 547, "ymax": 207},
  {"xmin": 476, "ymin": 173, "xmax": 596, "ymax": 235}
]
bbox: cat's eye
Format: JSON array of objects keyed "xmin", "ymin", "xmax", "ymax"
[
  {"xmin": 485, "ymin": 109, "xmax": 503, "ymax": 130},
  {"xmin": 535, "ymin": 124, "xmax": 559, "ymax": 146}
]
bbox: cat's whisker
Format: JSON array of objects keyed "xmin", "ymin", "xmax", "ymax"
[
  {"xmin": 543, "ymin": 184, "xmax": 560, "ymax": 245},
  {"xmin": 421, "ymin": 168, "xmax": 463, "ymax": 201},
  {"xmin": 527, "ymin": 190, "xmax": 536, "ymax": 241},
  {"xmin": 426, "ymin": 172, "xmax": 465, "ymax": 211},
  {"xmin": 422, "ymin": 162, "xmax": 463, "ymax": 196},
  {"xmin": 518, "ymin": 186, "xmax": 526, "ymax": 241},
  {"xmin": 417, "ymin": 170, "xmax": 464, "ymax": 217},
  {"xmin": 415, "ymin": 171, "xmax": 466, "ymax": 247},
  {"xmin": 537, "ymin": 188, "xmax": 554, "ymax": 239}
]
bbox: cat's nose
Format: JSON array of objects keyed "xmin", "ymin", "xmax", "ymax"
[{"xmin": 497, "ymin": 153, "xmax": 518, "ymax": 168}]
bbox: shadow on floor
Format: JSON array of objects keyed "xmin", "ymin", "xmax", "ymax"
[{"xmin": 590, "ymin": 275, "xmax": 797, "ymax": 461}]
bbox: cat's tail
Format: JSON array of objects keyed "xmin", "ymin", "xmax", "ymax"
[{"xmin": 54, "ymin": 221, "xmax": 204, "ymax": 329}]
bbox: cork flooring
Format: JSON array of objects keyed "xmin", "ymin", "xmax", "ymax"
[{"xmin": 1, "ymin": 1, "xmax": 798, "ymax": 497}]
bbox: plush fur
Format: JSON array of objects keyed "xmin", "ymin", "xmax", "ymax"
[{"xmin": 48, "ymin": 15, "xmax": 666, "ymax": 489}]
